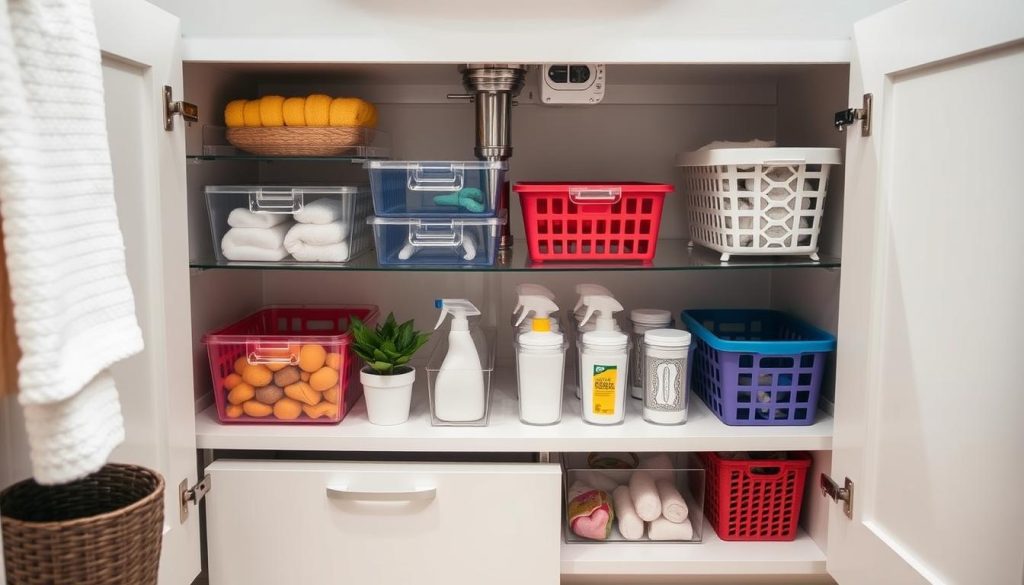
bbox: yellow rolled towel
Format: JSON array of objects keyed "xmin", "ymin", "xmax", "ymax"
[
  {"xmin": 224, "ymin": 99, "xmax": 247, "ymax": 128},
  {"xmin": 328, "ymin": 97, "xmax": 359, "ymax": 127},
  {"xmin": 361, "ymin": 101, "xmax": 378, "ymax": 128},
  {"xmin": 304, "ymin": 94, "xmax": 332, "ymax": 127},
  {"xmin": 259, "ymin": 95, "xmax": 285, "ymax": 127},
  {"xmin": 282, "ymin": 97, "xmax": 306, "ymax": 126},
  {"xmin": 243, "ymin": 100, "xmax": 262, "ymax": 127}
]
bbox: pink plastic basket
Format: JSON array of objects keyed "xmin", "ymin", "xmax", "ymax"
[
  {"xmin": 202, "ymin": 306, "xmax": 378, "ymax": 424},
  {"xmin": 514, "ymin": 182, "xmax": 672, "ymax": 262}
]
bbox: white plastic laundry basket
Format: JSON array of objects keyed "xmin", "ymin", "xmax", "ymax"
[{"xmin": 676, "ymin": 147, "xmax": 841, "ymax": 261}]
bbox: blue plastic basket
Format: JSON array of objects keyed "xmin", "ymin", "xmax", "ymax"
[{"xmin": 681, "ymin": 310, "xmax": 836, "ymax": 426}]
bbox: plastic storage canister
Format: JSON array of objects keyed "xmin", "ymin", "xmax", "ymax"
[
  {"xmin": 642, "ymin": 329, "xmax": 691, "ymax": 425},
  {"xmin": 578, "ymin": 331, "xmax": 629, "ymax": 425},
  {"xmin": 515, "ymin": 333, "xmax": 567, "ymax": 425},
  {"xmin": 629, "ymin": 309, "xmax": 673, "ymax": 399}
]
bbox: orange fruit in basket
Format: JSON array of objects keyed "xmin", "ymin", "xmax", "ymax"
[{"xmin": 299, "ymin": 344, "xmax": 327, "ymax": 372}]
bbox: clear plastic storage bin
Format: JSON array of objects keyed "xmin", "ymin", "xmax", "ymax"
[
  {"xmin": 563, "ymin": 453, "xmax": 704, "ymax": 543},
  {"xmin": 202, "ymin": 305, "xmax": 379, "ymax": 425},
  {"xmin": 426, "ymin": 328, "xmax": 495, "ymax": 426},
  {"xmin": 365, "ymin": 160, "xmax": 507, "ymax": 217},
  {"xmin": 367, "ymin": 214, "xmax": 505, "ymax": 266},
  {"xmin": 206, "ymin": 185, "xmax": 373, "ymax": 265}
]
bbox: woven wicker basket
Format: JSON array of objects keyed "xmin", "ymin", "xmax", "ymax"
[
  {"xmin": 226, "ymin": 126, "xmax": 368, "ymax": 156},
  {"xmin": 1, "ymin": 464, "xmax": 165, "ymax": 585}
]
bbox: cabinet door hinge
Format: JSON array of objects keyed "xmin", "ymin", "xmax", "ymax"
[
  {"xmin": 834, "ymin": 93, "xmax": 872, "ymax": 136},
  {"xmin": 179, "ymin": 474, "xmax": 211, "ymax": 523},
  {"xmin": 820, "ymin": 473, "xmax": 854, "ymax": 519},
  {"xmin": 164, "ymin": 85, "xmax": 199, "ymax": 131}
]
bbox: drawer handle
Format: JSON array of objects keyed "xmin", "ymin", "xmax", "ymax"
[
  {"xmin": 760, "ymin": 158, "xmax": 806, "ymax": 166},
  {"xmin": 408, "ymin": 166, "xmax": 464, "ymax": 192},
  {"xmin": 325, "ymin": 486, "xmax": 437, "ymax": 502}
]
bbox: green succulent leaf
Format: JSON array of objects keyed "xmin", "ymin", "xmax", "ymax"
[{"xmin": 348, "ymin": 312, "xmax": 430, "ymax": 375}]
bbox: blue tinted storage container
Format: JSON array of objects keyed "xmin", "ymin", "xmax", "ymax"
[
  {"xmin": 368, "ymin": 213, "xmax": 505, "ymax": 266},
  {"xmin": 365, "ymin": 160, "xmax": 507, "ymax": 217}
]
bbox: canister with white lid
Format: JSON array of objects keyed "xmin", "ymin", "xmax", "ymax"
[
  {"xmin": 641, "ymin": 329, "xmax": 691, "ymax": 425},
  {"xmin": 579, "ymin": 330, "xmax": 629, "ymax": 425},
  {"xmin": 629, "ymin": 309, "xmax": 674, "ymax": 399}
]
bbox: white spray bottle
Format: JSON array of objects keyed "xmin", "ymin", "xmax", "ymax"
[
  {"xmin": 578, "ymin": 295, "xmax": 629, "ymax": 424},
  {"xmin": 514, "ymin": 284, "xmax": 560, "ymax": 334},
  {"xmin": 573, "ymin": 284, "xmax": 613, "ymax": 326},
  {"xmin": 433, "ymin": 299, "xmax": 485, "ymax": 422},
  {"xmin": 515, "ymin": 295, "xmax": 565, "ymax": 425}
]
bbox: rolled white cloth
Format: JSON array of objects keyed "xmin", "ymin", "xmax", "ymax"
[
  {"xmin": 648, "ymin": 516, "xmax": 693, "ymax": 541},
  {"xmin": 612, "ymin": 486, "xmax": 644, "ymax": 540},
  {"xmin": 294, "ymin": 197, "xmax": 346, "ymax": 224},
  {"xmin": 222, "ymin": 222, "xmax": 292, "ymax": 250},
  {"xmin": 227, "ymin": 208, "xmax": 290, "ymax": 228},
  {"xmin": 628, "ymin": 470, "xmax": 662, "ymax": 522},
  {"xmin": 284, "ymin": 221, "xmax": 349, "ymax": 248},
  {"xmin": 287, "ymin": 242, "xmax": 351, "ymax": 263},
  {"xmin": 655, "ymin": 479, "xmax": 689, "ymax": 523}
]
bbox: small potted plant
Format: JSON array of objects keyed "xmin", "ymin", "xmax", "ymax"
[{"xmin": 350, "ymin": 313, "xmax": 431, "ymax": 425}]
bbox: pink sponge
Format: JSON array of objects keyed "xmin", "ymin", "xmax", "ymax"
[{"xmin": 567, "ymin": 480, "xmax": 614, "ymax": 540}]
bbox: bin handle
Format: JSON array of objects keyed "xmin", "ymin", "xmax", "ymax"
[
  {"xmin": 746, "ymin": 466, "xmax": 784, "ymax": 479},
  {"xmin": 249, "ymin": 188, "xmax": 304, "ymax": 213},
  {"xmin": 245, "ymin": 341, "xmax": 298, "ymax": 365},
  {"xmin": 408, "ymin": 223, "xmax": 463, "ymax": 247},
  {"xmin": 408, "ymin": 165, "xmax": 464, "ymax": 192},
  {"xmin": 569, "ymin": 186, "xmax": 622, "ymax": 204}
]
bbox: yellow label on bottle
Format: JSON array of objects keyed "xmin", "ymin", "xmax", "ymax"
[{"xmin": 591, "ymin": 365, "xmax": 618, "ymax": 415}]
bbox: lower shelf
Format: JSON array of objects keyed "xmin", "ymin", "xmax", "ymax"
[{"xmin": 560, "ymin": 518, "xmax": 826, "ymax": 576}]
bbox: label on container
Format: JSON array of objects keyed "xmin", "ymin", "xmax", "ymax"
[
  {"xmin": 591, "ymin": 365, "xmax": 618, "ymax": 415},
  {"xmin": 644, "ymin": 356, "xmax": 686, "ymax": 411}
]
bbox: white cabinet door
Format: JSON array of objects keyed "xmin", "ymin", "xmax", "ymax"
[
  {"xmin": 829, "ymin": 1, "xmax": 1024, "ymax": 584},
  {"xmin": 92, "ymin": 1, "xmax": 200, "ymax": 583},
  {"xmin": 205, "ymin": 460, "xmax": 562, "ymax": 585}
]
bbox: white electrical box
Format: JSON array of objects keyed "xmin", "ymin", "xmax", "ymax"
[{"xmin": 540, "ymin": 64, "xmax": 605, "ymax": 104}]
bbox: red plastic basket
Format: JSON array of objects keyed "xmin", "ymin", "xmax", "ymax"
[
  {"xmin": 699, "ymin": 451, "xmax": 811, "ymax": 541},
  {"xmin": 514, "ymin": 182, "xmax": 673, "ymax": 262},
  {"xmin": 202, "ymin": 305, "xmax": 378, "ymax": 424}
]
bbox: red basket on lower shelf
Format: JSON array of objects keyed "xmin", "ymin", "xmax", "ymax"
[
  {"xmin": 514, "ymin": 182, "xmax": 673, "ymax": 262},
  {"xmin": 202, "ymin": 305, "xmax": 378, "ymax": 425},
  {"xmin": 699, "ymin": 451, "xmax": 811, "ymax": 541}
]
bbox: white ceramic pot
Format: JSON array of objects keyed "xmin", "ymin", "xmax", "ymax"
[{"xmin": 361, "ymin": 366, "xmax": 415, "ymax": 426}]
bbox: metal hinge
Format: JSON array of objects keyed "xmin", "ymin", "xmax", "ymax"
[
  {"xmin": 164, "ymin": 85, "xmax": 199, "ymax": 131},
  {"xmin": 179, "ymin": 474, "xmax": 211, "ymax": 523},
  {"xmin": 834, "ymin": 93, "xmax": 872, "ymax": 136},
  {"xmin": 820, "ymin": 473, "xmax": 854, "ymax": 519}
]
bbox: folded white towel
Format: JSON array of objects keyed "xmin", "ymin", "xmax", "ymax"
[
  {"xmin": 628, "ymin": 470, "xmax": 662, "ymax": 522},
  {"xmin": 222, "ymin": 222, "xmax": 292, "ymax": 251},
  {"xmin": 222, "ymin": 245, "xmax": 290, "ymax": 262},
  {"xmin": 648, "ymin": 516, "xmax": 693, "ymax": 541},
  {"xmin": 655, "ymin": 479, "xmax": 689, "ymax": 523},
  {"xmin": 0, "ymin": 0, "xmax": 144, "ymax": 483},
  {"xmin": 284, "ymin": 221, "xmax": 350, "ymax": 248},
  {"xmin": 294, "ymin": 197, "xmax": 346, "ymax": 224},
  {"xmin": 638, "ymin": 454, "xmax": 675, "ymax": 484},
  {"xmin": 287, "ymin": 242, "xmax": 351, "ymax": 262},
  {"xmin": 612, "ymin": 485, "xmax": 644, "ymax": 540},
  {"xmin": 227, "ymin": 208, "xmax": 290, "ymax": 229}
]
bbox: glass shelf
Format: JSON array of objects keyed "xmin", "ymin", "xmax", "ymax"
[
  {"xmin": 186, "ymin": 153, "xmax": 383, "ymax": 163},
  {"xmin": 189, "ymin": 240, "xmax": 840, "ymax": 272}
]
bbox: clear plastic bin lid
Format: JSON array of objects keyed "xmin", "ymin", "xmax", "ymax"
[
  {"xmin": 367, "ymin": 214, "xmax": 506, "ymax": 227},
  {"xmin": 205, "ymin": 185, "xmax": 369, "ymax": 195}
]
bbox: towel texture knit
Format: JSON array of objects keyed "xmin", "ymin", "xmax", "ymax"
[{"xmin": 0, "ymin": 0, "xmax": 143, "ymax": 484}]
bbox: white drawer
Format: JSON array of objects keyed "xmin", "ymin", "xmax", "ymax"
[{"xmin": 204, "ymin": 460, "xmax": 562, "ymax": 585}]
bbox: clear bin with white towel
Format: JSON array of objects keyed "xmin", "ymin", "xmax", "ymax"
[
  {"xmin": 205, "ymin": 185, "xmax": 373, "ymax": 265},
  {"xmin": 367, "ymin": 213, "xmax": 505, "ymax": 266}
]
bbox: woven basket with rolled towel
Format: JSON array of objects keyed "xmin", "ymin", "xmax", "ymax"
[{"xmin": 224, "ymin": 94, "xmax": 378, "ymax": 156}]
